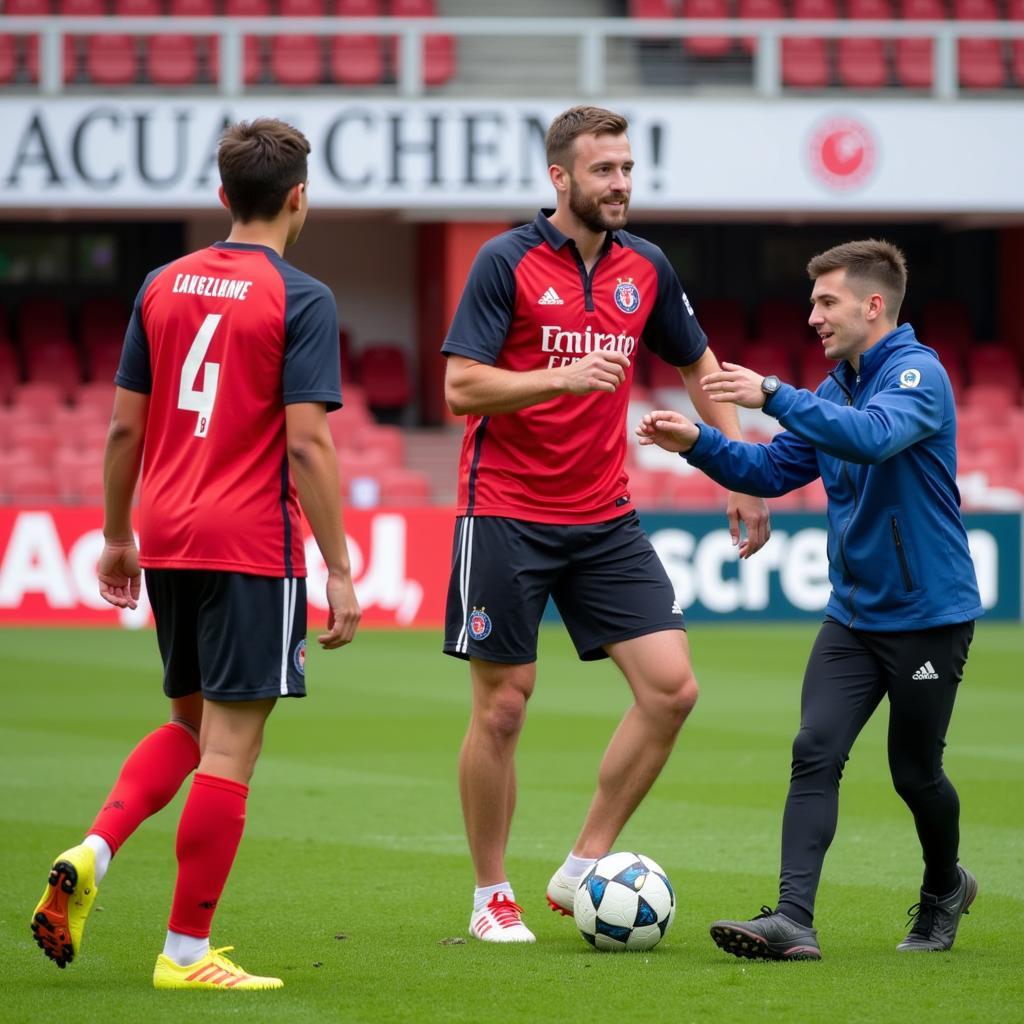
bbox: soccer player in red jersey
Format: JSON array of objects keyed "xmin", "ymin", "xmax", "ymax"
[
  {"xmin": 442, "ymin": 105, "xmax": 770, "ymax": 942},
  {"xmin": 30, "ymin": 119, "xmax": 361, "ymax": 989}
]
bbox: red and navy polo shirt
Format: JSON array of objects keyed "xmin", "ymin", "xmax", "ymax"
[
  {"xmin": 442, "ymin": 210, "xmax": 707, "ymax": 524},
  {"xmin": 117, "ymin": 241, "xmax": 342, "ymax": 577}
]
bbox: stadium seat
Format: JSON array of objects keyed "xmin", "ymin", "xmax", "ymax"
[
  {"xmin": 681, "ymin": 0, "xmax": 733, "ymax": 59},
  {"xmin": 2, "ymin": 0, "xmax": 51, "ymax": 83},
  {"xmin": 629, "ymin": 0, "xmax": 677, "ymax": 16},
  {"xmin": 390, "ymin": 0, "xmax": 456, "ymax": 86},
  {"xmin": 74, "ymin": 381, "xmax": 116, "ymax": 420},
  {"xmin": 348, "ymin": 422, "xmax": 405, "ymax": 466},
  {"xmin": 962, "ymin": 382, "xmax": 1020, "ymax": 413},
  {"xmin": 358, "ymin": 344, "xmax": 413, "ymax": 415},
  {"xmin": 4, "ymin": 463, "xmax": 58, "ymax": 503},
  {"xmin": 838, "ymin": 0, "xmax": 891, "ymax": 88},
  {"xmin": 894, "ymin": 0, "xmax": 944, "ymax": 88},
  {"xmin": 955, "ymin": 0, "xmax": 1005, "ymax": 89},
  {"xmin": 0, "ymin": 341, "xmax": 21, "ymax": 402},
  {"xmin": 270, "ymin": 0, "xmax": 325, "ymax": 86},
  {"xmin": 7, "ymin": 420, "xmax": 57, "ymax": 465},
  {"xmin": 694, "ymin": 298, "xmax": 748, "ymax": 356},
  {"xmin": 782, "ymin": 37, "xmax": 831, "ymax": 87},
  {"xmin": 921, "ymin": 299, "xmax": 975, "ymax": 349},
  {"xmin": 737, "ymin": 342, "xmax": 796, "ymax": 380},
  {"xmin": 147, "ymin": 0, "xmax": 217, "ymax": 86},
  {"xmin": 970, "ymin": 345, "xmax": 1022, "ymax": 388},
  {"xmin": 737, "ymin": 0, "xmax": 784, "ymax": 56},
  {"xmin": 0, "ymin": 33, "xmax": 16, "ymax": 84},
  {"xmin": 24, "ymin": 340, "xmax": 83, "ymax": 400},
  {"xmin": 80, "ymin": 297, "xmax": 128, "ymax": 351},
  {"xmin": 669, "ymin": 471, "xmax": 724, "ymax": 508},
  {"xmin": 16, "ymin": 298, "xmax": 72, "ymax": 349},
  {"xmin": 10, "ymin": 382, "xmax": 66, "ymax": 422},
  {"xmin": 331, "ymin": 0, "xmax": 385, "ymax": 86},
  {"xmin": 377, "ymin": 467, "xmax": 432, "ymax": 505},
  {"xmin": 1011, "ymin": 0, "xmax": 1024, "ymax": 87},
  {"xmin": 216, "ymin": 0, "xmax": 268, "ymax": 85}
]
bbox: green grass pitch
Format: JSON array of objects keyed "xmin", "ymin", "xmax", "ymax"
[{"xmin": 1, "ymin": 623, "xmax": 1022, "ymax": 1023}]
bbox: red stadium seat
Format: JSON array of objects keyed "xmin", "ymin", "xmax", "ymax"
[
  {"xmin": 970, "ymin": 345, "xmax": 1022, "ymax": 388},
  {"xmin": 629, "ymin": 0, "xmax": 677, "ymax": 15},
  {"xmin": 737, "ymin": 342, "xmax": 797, "ymax": 380},
  {"xmin": 331, "ymin": 0, "xmax": 384, "ymax": 87},
  {"xmin": 146, "ymin": 0, "xmax": 217, "ymax": 86},
  {"xmin": 358, "ymin": 343, "xmax": 413, "ymax": 413},
  {"xmin": 377, "ymin": 467, "xmax": 432, "ymax": 505},
  {"xmin": 0, "ymin": 341, "xmax": 21, "ymax": 402},
  {"xmin": 847, "ymin": 0, "xmax": 893, "ymax": 15},
  {"xmin": 962, "ymin": 382, "xmax": 1020, "ymax": 413},
  {"xmin": 681, "ymin": 0, "xmax": 733, "ymax": 59},
  {"xmin": 921, "ymin": 299, "xmax": 974, "ymax": 349},
  {"xmin": 782, "ymin": 37, "xmax": 831, "ymax": 87},
  {"xmin": 348, "ymin": 422, "xmax": 405, "ymax": 466},
  {"xmin": 390, "ymin": 0, "xmax": 456, "ymax": 86},
  {"xmin": 955, "ymin": 0, "xmax": 1005, "ymax": 88},
  {"xmin": 79, "ymin": 297, "xmax": 127, "ymax": 351},
  {"xmin": 4, "ymin": 464, "xmax": 58, "ymax": 503},
  {"xmin": 1011, "ymin": 0, "xmax": 1024, "ymax": 87},
  {"xmin": 16, "ymin": 299, "xmax": 71, "ymax": 349},
  {"xmin": 7, "ymin": 421, "xmax": 57, "ymax": 466},
  {"xmin": 894, "ymin": 0, "xmax": 944, "ymax": 88},
  {"xmin": 839, "ymin": 0, "xmax": 891, "ymax": 88},
  {"xmin": 669, "ymin": 471, "xmax": 725, "ymax": 509},
  {"xmin": 692, "ymin": 298, "xmax": 748, "ymax": 357},
  {"xmin": 737, "ymin": 0, "xmax": 784, "ymax": 55},
  {"xmin": 270, "ymin": 0, "xmax": 325, "ymax": 90},
  {"xmin": 74, "ymin": 381, "xmax": 116, "ymax": 420},
  {"xmin": 217, "ymin": 0, "xmax": 269, "ymax": 84},
  {"xmin": 24, "ymin": 340, "xmax": 83, "ymax": 399},
  {"xmin": 11, "ymin": 382, "xmax": 66, "ymax": 422},
  {"xmin": 0, "ymin": 34, "xmax": 17, "ymax": 84}
]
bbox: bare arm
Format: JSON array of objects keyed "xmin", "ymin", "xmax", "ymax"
[
  {"xmin": 285, "ymin": 402, "xmax": 361, "ymax": 649},
  {"xmin": 677, "ymin": 348, "xmax": 771, "ymax": 558},
  {"xmin": 445, "ymin": 350, "xmax": 630, "ymax": 417},
  {"xmin": 98, "ymin": 386, "xmax": 148, "ymax": 610}
]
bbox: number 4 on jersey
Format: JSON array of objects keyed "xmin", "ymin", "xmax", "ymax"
[{"xmin": 178, "ymin": 313, "xmax": 222, "ymax": 438}]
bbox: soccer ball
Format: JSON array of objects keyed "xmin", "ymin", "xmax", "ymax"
[{"xmin": 574, "ymin": 851, "xmax": 675, "ymax": 951}]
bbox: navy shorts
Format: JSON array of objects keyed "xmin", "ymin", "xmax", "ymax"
[
  {"xmin": 443, "ymin": 512, "xmax": 684, "ymax": 664},
  {"xmin": 146, "ymin": 569, "xmax": 307, "ymax": 701}
]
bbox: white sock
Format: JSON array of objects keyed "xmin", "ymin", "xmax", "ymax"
[
  {"xmin": 561, "ymin": 852, "xmax": 597, "ymax": 879},
  {"xmin": 82, "ymin": 835, "xmax": 113, "ymax": 884},
  {"xmin": 162, "ymin": 930, "xmax": 210, "ymax": 967},
  {"xmin": 473, "ymin": 881, "xmax": 514, "ymax": 913}
]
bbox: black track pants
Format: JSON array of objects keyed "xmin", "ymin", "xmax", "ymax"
[{"xmin": 777, "ymin": 618, "xmax": 974, "ymax": 919}]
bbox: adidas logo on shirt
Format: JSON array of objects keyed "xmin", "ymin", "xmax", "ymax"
[
  {"xmin": 912, "ymin": 661, "xmax": 940, "ymax": 680},
  {"xmin": 538, "ymin": 287, "xmax": 564, "ymax": 305}
]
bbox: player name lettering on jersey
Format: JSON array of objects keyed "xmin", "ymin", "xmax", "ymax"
[
  {"xmin": 540, "ymin": 325, "xmax": 637, "ymax": 356},
  {"xmin": 172, "ymin": 273, "xmax": 254, "ymax": 301}
]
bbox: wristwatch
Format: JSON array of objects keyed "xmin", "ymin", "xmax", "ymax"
[{"xmin": 760, "ymin": 374, "xmax": 782, "ymax": 408}]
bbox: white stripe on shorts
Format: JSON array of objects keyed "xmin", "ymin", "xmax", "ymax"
[
  {"xmin": 456, "ymin": 517, "xmax": 474, "ymax": 654},
  {"xmin": 279, "ymin": 577, "xmax": 296, "ymax": 696}
]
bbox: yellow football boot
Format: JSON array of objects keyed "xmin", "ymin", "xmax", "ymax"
[
  {"xmin": 31, "ymin": 844, "xmax": 98, "ymax": 968},
  {"xmin": 153, "ymin": 946, "xmax": 284, "ymax": 990}
]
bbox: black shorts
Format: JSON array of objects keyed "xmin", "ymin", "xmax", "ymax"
[
  {"xmin": 443, "ymin": 512, "xmax": 684, "ymax": 665},
  {"xmin": 146, "ymin": 569, "xmax": 308, "ymax": 701}
]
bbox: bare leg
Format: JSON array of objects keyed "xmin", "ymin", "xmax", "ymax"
[
  {"xmin": 197, "ymin": 697, "xmax": 276, "ymax": 784},
  {"xmin": 458, "ymin": 659, "xmax": 536, "ymax": 886},
  {"xmin": 571, "ymin": 630, "xmax": 698, "ymax": 857}
]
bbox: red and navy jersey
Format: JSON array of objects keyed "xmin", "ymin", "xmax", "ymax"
[
  {"xmin": 442, "ymin": 211, "xmax": 707, "ymax": 524},
  {"xmin": 116, "ymin": 241, "xmax": 341, "ymax": 577}
]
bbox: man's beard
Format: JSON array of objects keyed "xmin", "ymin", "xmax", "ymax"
[{"xmin": 568, "ymin": 177, "xmax": 629, "ymax": 234}]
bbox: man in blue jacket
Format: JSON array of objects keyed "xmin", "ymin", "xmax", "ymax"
[{"xmin": 637, "ymin": 239, "xmax": 983, "ymax": 961}]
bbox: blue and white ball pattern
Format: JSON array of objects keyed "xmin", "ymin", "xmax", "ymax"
[{"xmin": 574, "ymin": 851, "xmax": 675, "ymax": 951}]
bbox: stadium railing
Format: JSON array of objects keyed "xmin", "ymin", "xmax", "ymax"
[{"xmin": 3, "ymin": 15, "xmax": 1024, "ymax": 98}]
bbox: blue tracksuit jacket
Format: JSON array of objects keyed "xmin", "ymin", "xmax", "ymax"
[{"xmin": 684, "ymin": 323, "xmax": 983, "ymax": 631}]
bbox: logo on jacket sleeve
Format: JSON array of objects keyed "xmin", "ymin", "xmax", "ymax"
[
  {"xmin": 899, "ymin": 368, "xmax": 921, "ymax": 388},
  {"xmin": 613, "ymin": 278, "xmax": 641, "ymax": 314},
  {"xmin": 468, "ymin": 607, "xmax": 492, "ymax": 641}
]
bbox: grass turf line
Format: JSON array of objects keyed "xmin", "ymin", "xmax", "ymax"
[{"xmin": 1, "ymin": 624, "xmax": 1021, "ymax": 1023}]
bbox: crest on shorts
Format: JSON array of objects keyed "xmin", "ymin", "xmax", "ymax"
[
  {"xmin": 468, "ymin": 607, "xmax": 492, "ymax": 641},
  {"xmin": 293, "ymin": 638, "xmax": 306, "ymax": 675},
  {"xmin": 613, "ymin": 277, "xmax": 641, "ymax": 314}
]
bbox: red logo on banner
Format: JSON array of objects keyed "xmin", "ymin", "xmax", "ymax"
[{"xmin": 808, "ymin": 117, "xmax": 876, "ymax": 190}]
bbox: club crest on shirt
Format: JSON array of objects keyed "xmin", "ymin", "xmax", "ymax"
[
  {"xmin": 613, "ymin": 277, "xmax": 641, "ymax": 314},
  {"xmin": 468, "ymin": 607, "xmax": 492, "ymax": 641},
  {"xmin": 293, "ymin": 638, "xmax": 306, "ymax": 675}
]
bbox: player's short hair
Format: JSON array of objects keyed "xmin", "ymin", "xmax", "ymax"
[
  {"xmin": 218, "ymin": 119, "xmax": 311, "ymax": 224},
  {"xmin": 807, "ymin": 238, "xmax": 908, "ymax": 318},
  {"xmin": 545, "ymin": 105, "xmax": 629, "ymax": 170}
]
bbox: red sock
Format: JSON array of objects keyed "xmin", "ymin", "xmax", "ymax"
[
  {"xmin": 168, "ymin": 773, "xmax": 249, "ymax": 938},
  {"xmin": 89, "ymin": 722, "xmax": 200, "ymax": 855}
]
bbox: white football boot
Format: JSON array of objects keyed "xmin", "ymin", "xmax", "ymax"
[
  {"xmin": 545, "ymin": 868, "xmax": 581, "ymax": 917},
  {"xmin": 469, "ymin": 892, "xmax": 536, "ymax": 943}
]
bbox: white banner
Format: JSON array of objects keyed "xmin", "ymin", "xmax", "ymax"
[{"xmin": 0, "ymin": 97, "xmax": 1022, "ymax": 213}]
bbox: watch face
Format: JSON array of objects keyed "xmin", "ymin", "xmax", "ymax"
[{"xmin": 762, "ymin": 375, "xmax": 781, "ymax": 393}]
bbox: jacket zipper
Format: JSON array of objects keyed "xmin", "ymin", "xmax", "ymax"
[
  {"xmin": 890, "ymin": 517, "xmax": 915, "ymax": 592},
  {"xmin": 830, "ymin": 369, "xmax": 861, "ymax": 626}
]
